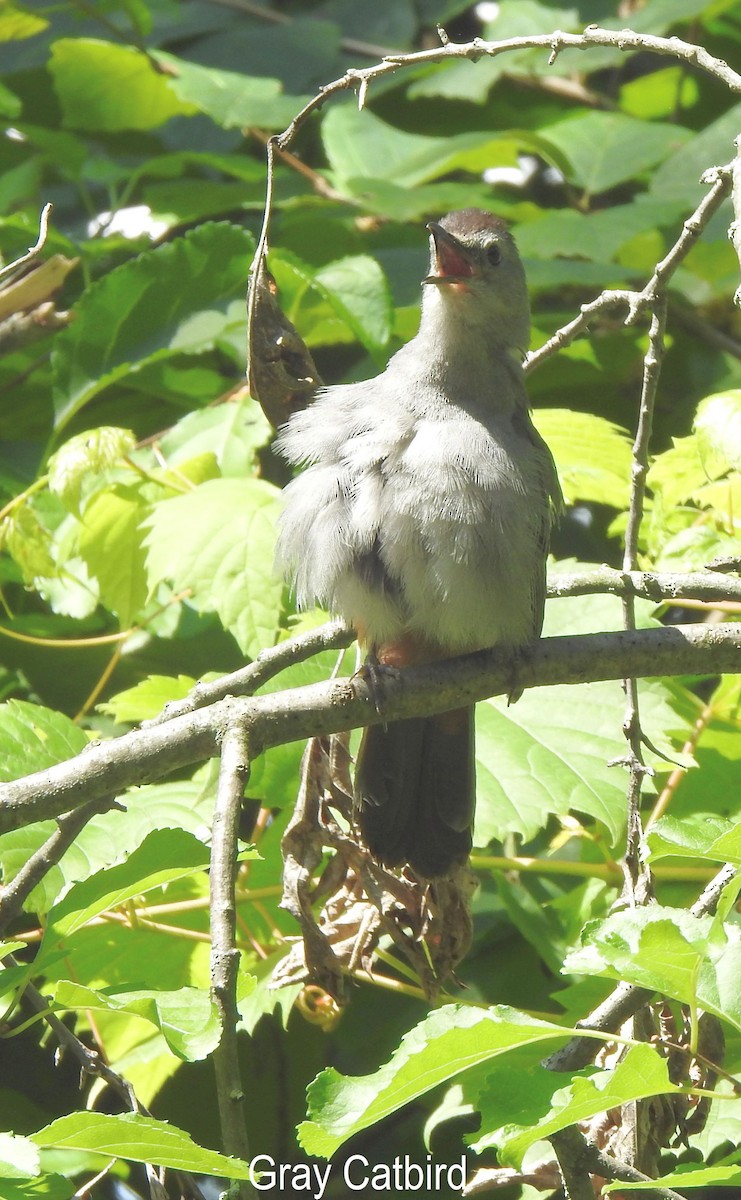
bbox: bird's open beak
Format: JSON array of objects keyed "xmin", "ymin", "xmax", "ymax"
[{"xmin": 423, "ymin": 222, "xmax": 477, "ymax": 285}]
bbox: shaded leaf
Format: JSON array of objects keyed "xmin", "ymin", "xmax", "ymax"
[
  {"xmin": 52, "ymin": 222, "xmax": 254, "ymax": 431},
  {"xmin": 541, "ymin": 111, "xmax": 691, "ymax": 196},
  {"xmin": 50, "ymin": 39, "xmax": 194, "ymax": 131},
  {"xmin": 153, "ymin": 50, "xmax": 310, "ymax": 131}
]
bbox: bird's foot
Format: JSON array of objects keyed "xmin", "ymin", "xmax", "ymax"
[
  {"xmin": 506, "ymin": 645, "xmax": 533, "ymax": 705},
  {"xmin": 355, "ymin": 651, "xmax": 400, "ymax": 715}
]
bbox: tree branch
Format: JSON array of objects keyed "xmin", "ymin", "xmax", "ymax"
[
  {"xmin": 141, "ymin": 571, "xmax": 741, "ymax": 736},
  {"xmin": 210, "ymin": 721, "xmax": 254, "ymax": 1199},
  {"xmin": 144, "ymin": 618, "xmax": 352, "ymax": 728},
  {"xmin": 0, "ymin": 623, "xmax": 739, "ymax": 833}
]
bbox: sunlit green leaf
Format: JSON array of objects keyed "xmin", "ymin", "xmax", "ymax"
[
  {"xmin": 497, "ymin": 1045, "xmax": 682, "ymax": 1168},
  {"xmin": 144, "ymin": 477, "xmax": 283, "ymax": 657},
  {"xmin": 0, "ymin": 700, "xmax": 88, "ymax": 783},
  {"xmin": 31, "ymin": 1113, "xmax": 249, "ymax": 1178},
  {"xmin": 566, "ymin": 905, "xmax": 741, "ymax": 1030},
  {"xmin": 299, "ymin": 1004, "xmax": 568, "ymax": 1159},
  {"xmin": 53, "ymin": 982, "xmax": 219, "ymax": 1061}
]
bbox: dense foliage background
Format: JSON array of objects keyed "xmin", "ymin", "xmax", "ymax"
[{"xmin": 1, "ymin": 0, "xmax": 741, "ymax": 1197}]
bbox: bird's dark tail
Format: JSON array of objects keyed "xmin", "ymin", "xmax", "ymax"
[{"xmin": 354, "ymin": 706, "xmax": 475, "ymax": 878}]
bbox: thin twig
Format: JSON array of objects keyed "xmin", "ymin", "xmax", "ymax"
[
  {"xmin": 621, "ymin": 296, "xmax": 669, "ymax": 901},
  {"xmin": 0, "ymin": 796, "xmax": 117, "ymax": 937},
  {"xmin": 525, "ymin": 161, "xmax": 732, "ymax": 373},
  {"xmin": 551, "ymin": 1128, "xmax": 598, "ymax": 1200},
  {"xmin": 264, "ymin": 27, "xmax": 741, "ymax": 164},
  {"xmin": 210, "ymin": 720, "xmax": 254, "ymax": 1198},
  {"xmin": 0, "ymin": 204, "xmax": 53, "ymax": 286},
  {"xmin": 552, "ymin": 1126, "xmax": 686, "ymax": 1200},
  {"xmin": 143, "ymin": 618, "xmax": 352, "ymax": 728}
]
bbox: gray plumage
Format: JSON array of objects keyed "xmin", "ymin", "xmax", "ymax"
[{"xmin": 275, "ymin": 209, "xmax": 561, "ymax": 877}]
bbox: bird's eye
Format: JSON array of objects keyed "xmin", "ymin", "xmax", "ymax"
[{"xmin": 486, "ymin": 244, "xmax": 502, "ymax": 265}]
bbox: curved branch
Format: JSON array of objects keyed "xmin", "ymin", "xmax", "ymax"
[
  {"xmin": 267, "ymin": 26, "xmax": 741, "ymax": 160},
  {"xmin": 0, "ymin": 622, "xmax": 739, "ymax": 833}
]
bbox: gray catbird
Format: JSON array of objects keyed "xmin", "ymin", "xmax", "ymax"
[{"xmin": 276, "ymin": 208, "xmax": 562, "ymax": 878}]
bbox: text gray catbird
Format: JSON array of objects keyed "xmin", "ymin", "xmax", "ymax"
[{"xmin": 276, "ymin": 208, "xmax": 562, "ymax": 878}]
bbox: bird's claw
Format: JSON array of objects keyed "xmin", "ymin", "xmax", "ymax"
[{"xmin": 355, "ymin": 652, "xmax": 400, "ymax": 715}]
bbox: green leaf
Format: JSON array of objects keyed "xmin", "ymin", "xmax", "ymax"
[
  {"xmin": 50, "ymin": 39, "xmax": 194, "ymax": 132},
  {"xmin": 540, "ymin": 111, "xmax": 691, "ymax": 196},
  {"xmin": 44, "ymin": 828, "xmax": 210, "ymax": 943},
  {"xmin": 52, "ymin": 982, "xmax": 219, "ymax": 1061},
  {"xmin": 475, "ymin": 586, "xmax": 684, "ymax": 847},
  {"xmin": 0, "ymin": 1177, "xmax": 73, "ymax": 1200},
  {"xmin": 533, "ymin": 410, "xmax": 632, "ymax": 508},
  {"xmin": 0, "ymin": 1132, "xmax": 39, "ymax": 1179},
  {"xmin": 0, "ymin": 777, "xmax": 215, "ymax": 916},
  {"xmin": 0, "ymin": 4, "xmax": 48, "ymax": 41},
  {"xmin": 620, "ymin": 66, "xmax": 699, "ymax": 120},
  {"xmin": 158, "ymin": 399, "xmax": 272, "ymax": 477},
  {"xmin": 77, "ymin": 485, "xmax": 148, "ymax": 625},
  {"xmin": 52, "ymin": 222, "xmax": 254, "ymax": 431},
  {"xmin": 0, "ymin": 78, "xmax": 20, "ymax": 118},
  {"xmin": 144, "ymin": 477, "xmax": 283, "ymax": 658},
  {"xmin": 475, "ymin": 684, "xmax": 629, "ymax": 846},
  {"xmin": 31, "ymin": 1112, "xmax": 249, "ymax": 1178},
  {"xmin": 312, "ymin": 255, "xmax": 393, "ymax": 356},
  {"xmin": 409, "ymin": 1, "xmax": 580, "ymax": 101},
  {"xmin": 498, "ymin": 1045, "xmax": 683, "ymax": 1168},
  {"xmin": 651, "ymin": 102, "xmax": 741, "ymax": 204},
  {"xmin": 0, "ymin": 700, "xmax": 89, "ymax": 783},
  {"xmin": 517, "ymin": 197, "xmax": 686, "ymax": 264},
  {"xmin": 694, "ymin": 389, "xmax": 741, "ymax": 474},
  {"xmin": 99, "ymin": 674, "xmax": 196, "ymax": 723},
  {"xmin": 4, "ymin": 502, "xmax": 56, "ymax": 581},
  {"xmin": 48, "ymin": 427, "xmax": 136, "ymax": 516},
  {"xmin": 152, "ymin": 51, "xmax": 310, "ymax": 131},
  {"xmin": 604, "ymin": 1161, "xmax": 741, "ymax": 1191},
  {"xmin": 648, "ymin": 433, "xmax": 711, "ymax": 509},
  {"xmin": 299, "ymin": 1004, "xmax": 568, "ymax": 1158},
  {"xmin": 565, "ymin": 906, "xmax": 741, "ymax": 1031},
  {"xmin": 321, "ymin": 105, "xmax": 562, "ymax": 195},
  {"xmin": 647, "ymin": 815, "xmax": 741, "ymax": 866}
]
